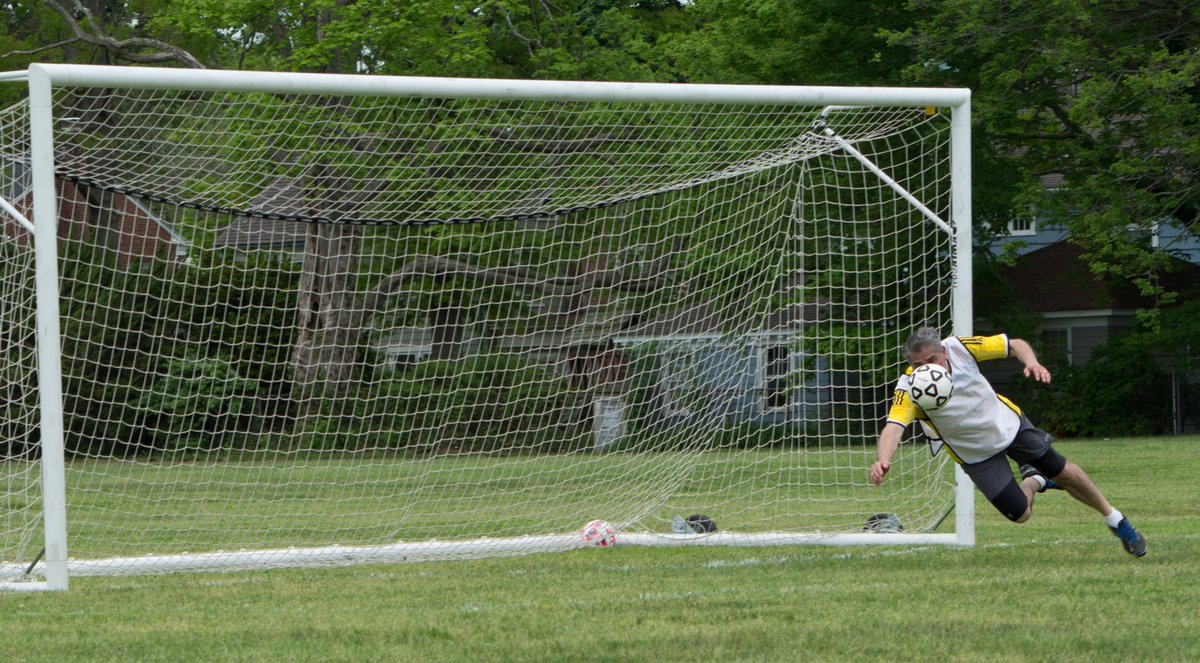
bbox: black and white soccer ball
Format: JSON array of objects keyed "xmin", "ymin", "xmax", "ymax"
[{"xmin": 910, "ymin": 364, "xmax": 953, "ymax": 411}]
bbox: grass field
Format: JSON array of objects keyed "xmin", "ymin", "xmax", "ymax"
[
  {"xmin": 1, "ymin": 436, "xmax": 1196, "ymax": 662},
  {"xmin": 8, "ymin": 444, "xmax": 955, "ymax": 564}
]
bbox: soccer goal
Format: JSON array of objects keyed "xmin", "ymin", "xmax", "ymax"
[{"xmin": 0, "ymin": 64, "xmax": 972, "ymax": 591}]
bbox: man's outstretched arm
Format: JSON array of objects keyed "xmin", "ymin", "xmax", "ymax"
[
  {"xmin": 1009, "ymin": 337, "xmax": 1051, "ymax": 384},
  {"xmin": 871, "ymin": 423, "xmax": 906, "ymax": 485}
]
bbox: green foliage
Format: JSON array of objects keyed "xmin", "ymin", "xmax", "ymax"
[
  {"xmin": 1008, "ymin": 283, "xmax": 1200, "ymax": 437},
  {"xmin": 662, "ymin": 0, "xmax": 915, "ymax": 86},
  {"xmin": 1010, "ymin": 323, "xmax": 1191, "ymax": 437},
  {"xmin": 134, "ymin": 0, "xmax": 501, "ymax": 75},
  {"xmin": 300, "ymin": 354, "xmax": 591, "ymax": 453},
  {"xmin": 5, "ymin": 0, "xmax": 920, "ymax": 86},
  {"xmin": 539, "ymin": 0, "xmax": 694, "ymax": 81},
  {"xmin": 895, "ymin": 0, "xmax": 1200, "ymax": 307},
  {"xmin": 131, "ymin": 352, "xmax": 258, "ymax": 451},
  {"xmin": 1142, "ymin": 292, "xmax": 1200, "ymax": 375},
  {"xmin": 136, "ymin": 0, "xmax": 696, "ymax": 80},
  {"xmin": 0, "ymin": 2, "xmax": 70, "ymax": 106},
  {"xmin": 57, "ymin": 240, "xmax": 300, "ymax": 456}
]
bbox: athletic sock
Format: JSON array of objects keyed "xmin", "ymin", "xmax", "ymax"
[
  {"xmin": 1028, "ymin": 474, "xmax": 1047, "ymax": 491},
  {"xmin": 1104, "ymin": 510, "xmax": 1125, "ymax": 529}
]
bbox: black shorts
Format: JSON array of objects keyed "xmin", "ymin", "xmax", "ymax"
[{"xmin": 960, "ymin": 414, "xmax": 1068, "ymax": 508}]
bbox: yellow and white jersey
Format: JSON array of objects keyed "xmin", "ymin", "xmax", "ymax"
[{"xmin": 885, "ymin": 334, "xmax": 1022, "ymax": 464}]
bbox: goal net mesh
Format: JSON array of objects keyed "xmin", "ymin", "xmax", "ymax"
[{"xmin": 1, "ymin": 81, "xmax": 957, "ymax": 577}]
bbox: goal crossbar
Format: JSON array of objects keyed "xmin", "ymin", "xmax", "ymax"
[{"xmin": 26, "ymin": 63, "xmax": 971, "ymax": 106}]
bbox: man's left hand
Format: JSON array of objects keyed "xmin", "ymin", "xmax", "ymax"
[{"xmin": 1024, "ymin": 363, "xmax": 1051, "ymax": 384}]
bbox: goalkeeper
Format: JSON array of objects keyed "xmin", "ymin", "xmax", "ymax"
[{"xmin": 869, "ymin": 327, "xmax": 1146, "ymax": 557}]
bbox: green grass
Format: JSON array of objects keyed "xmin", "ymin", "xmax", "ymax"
[
  {"xmin": 23, "ymin": 446, "xmax": 954, "ymax": 559},
  {"xmin": 2, "ymin": 436, "xmax": 1197, "ymax": 662}
]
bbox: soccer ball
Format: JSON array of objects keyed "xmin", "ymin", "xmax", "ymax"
[
  {"xmin": 910, "ymin": 364, "xmax": 953, "ymax": 411},
  {"xmin": 580, "ymin": 520, "xmax": 617, "ymax": 547}
]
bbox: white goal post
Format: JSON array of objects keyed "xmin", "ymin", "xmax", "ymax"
[{"xmin": 1, "ymin": 64, "xmax": 973, "ymax": 591}]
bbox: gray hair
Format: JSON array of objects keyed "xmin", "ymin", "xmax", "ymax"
[{"xmin": 903, "ymin": 327, "xmax": 943, "ymax": 359}]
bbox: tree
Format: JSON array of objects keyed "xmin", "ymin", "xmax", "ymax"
[
  {"xmin": 1, "ymin": 1, "xmax": 204, "ymax": 67},
  {"xmin": 892, "ymin": 0, "xmax": 1200, "ymax": 318},
  {"xmin": 7, "ymin": 0, "xmax": 960, "ymax": 451},
  {"xmin": 4, "ymin": 1, "xmax": 600, "ymax": 76},
  {"xmin": 6, "ymin": 0, "xmax": 729, "ymax": 439},
  {"xmin": 658, "ymin": 0, "xmax": 916, "ymax": 86}
]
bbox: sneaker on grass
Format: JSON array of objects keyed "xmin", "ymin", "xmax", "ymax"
[{"xmin": 1109, "ymin": 517, "xmax": 1147, "ymax": 557}]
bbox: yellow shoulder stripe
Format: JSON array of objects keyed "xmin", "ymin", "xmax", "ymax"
[
  {"xmin": 956, "ymin": 334, "xmax": 1008, "ymax": 362},
  {"xmin": 888, "ymin": 389, "xmax": 918, "ymax": 427}
]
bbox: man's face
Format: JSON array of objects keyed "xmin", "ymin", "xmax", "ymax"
[{"xmin": 907, "ymin": 345, "xmax": 947, "ymax": 370}]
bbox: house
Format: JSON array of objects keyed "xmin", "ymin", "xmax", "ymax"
[
  {"xmin": 366, "ymin": 292, "xmax": 842, "ymax": 451},
  {"xmin": 371, "ymin": 300, "xmax": 635, "ymax": 374},
  {"xmin": 362, "ymin": 276, "xmax": 639, "ymax": 451},
  {"xmin": 216, "ymin": 203, "xmax": 639, "ymax": 395},
  {"xmin": 986, "ymin": 202, "xmax": 1200, "ymax": 358},
  {"xmin": 977, "ymin": 238, "xmax": 1200, "ymax": 387},
  {"xmin": 211, "ymin": 177, "xmax": 309, "ymax": 259},
  {"xmin": 611, "ymin": 299, "xmax": 833, "ymax": 428},
  {"xmin": 2, "ymin": 161, "xmax": 186, "ymax": 267},
  {"xmin": 211, "ymin": 176, "xmax": 397, "ymax": 260}
]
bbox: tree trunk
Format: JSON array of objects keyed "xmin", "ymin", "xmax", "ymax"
[
  {"xmin": 291, "ymin": 221, "xmax": 365, "ymax": 419},
  {"xmin": 430, "ymin": 296, "xmax": 466, "ymax": 361}
]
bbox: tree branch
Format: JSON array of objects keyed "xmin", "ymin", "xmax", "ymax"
[
  {"xmin": 2, "ymin": 37, "xmax": 81, "ymax": 60},
  {"xmin": 44, "ymin": 0, "xmax": 206, "ymax": 68}
]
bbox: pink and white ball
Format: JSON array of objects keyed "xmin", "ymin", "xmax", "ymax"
[{"xmin": 580, "ymin": 520, "xmax": 617, "ymax": 547}]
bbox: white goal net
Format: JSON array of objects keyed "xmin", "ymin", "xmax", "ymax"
[{"xmin": 1, "ymin": 65, "xmax": 972, "ymax": 589}]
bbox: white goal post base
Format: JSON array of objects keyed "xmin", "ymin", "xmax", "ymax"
[{"xmin": 3, "ymin": 530, "xmax": 967, "ymax": 583}]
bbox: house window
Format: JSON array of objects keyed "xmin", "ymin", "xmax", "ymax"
[
  {"xmin": 1039, "ymin": 329, "xmax": 1071, "ymax": 365},
  {"xmin": 659, "ymin": 354, "xmax": 694, "ymax": 419},
  {"xmin": 383, "ymin": 348, "xmax": 431, "ymax": 370},
  {"xmin": 763, "ymin": 345, "xmax": 792, "ymax": 410},
  {"xmin": 1008, "ymin": 215, "xmax": 1037, "ymax": 237}
]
